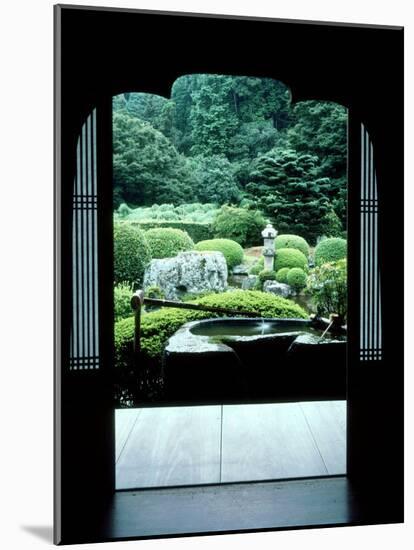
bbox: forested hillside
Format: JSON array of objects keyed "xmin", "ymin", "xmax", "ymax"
[{"xmin": 113, "ymin": 74, "xmax": 347, "ymax": 240}]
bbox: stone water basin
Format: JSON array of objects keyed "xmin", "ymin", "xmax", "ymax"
[{"xmin": 163, "ymin": 318, "xmax": 346, "ymax": 403}]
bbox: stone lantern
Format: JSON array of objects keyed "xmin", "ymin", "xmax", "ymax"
[{"xmin": 261, "ymin": 223, "xmax": 278, "ymax": 271}]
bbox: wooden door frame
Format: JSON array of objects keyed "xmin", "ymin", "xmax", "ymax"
[{"xmin": 54, "ymin": 5, "xmax": 403, "ymax": 544}]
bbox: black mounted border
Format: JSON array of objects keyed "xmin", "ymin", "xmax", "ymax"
[{"xmin": 54, "ymin": 4, "xmax": 404, "ymax": 545}]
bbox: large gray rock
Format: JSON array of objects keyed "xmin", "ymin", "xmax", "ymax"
[
  {"xmin": 232, "ymin": 264, "xmax": 249, "ymax": 276},
  {"xmin": 144, "ymin": 251, "xmax": 228, "ymax": 300},
  {"xmin": 263, "ymin": 280, "xmax": 292, "ymax": 298}
]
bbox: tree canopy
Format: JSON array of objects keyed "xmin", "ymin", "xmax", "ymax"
[{"xmin": 112, "ymin": 74, "xmax": 348, "ymax": 241}]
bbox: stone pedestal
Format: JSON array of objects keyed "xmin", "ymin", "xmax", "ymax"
[{"xmin": 261, "ymin": 223, "xmax": 278, "ymax": 271}]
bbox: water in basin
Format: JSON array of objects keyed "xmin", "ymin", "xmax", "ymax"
[{"xmin": 190, "ymin": 320, "xmax": 327, "ymax": 339}]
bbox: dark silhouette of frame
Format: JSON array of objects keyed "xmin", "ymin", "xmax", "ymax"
[{"xmin": 54, "ymin": 4, "xmax": 404, "ymax": 545}]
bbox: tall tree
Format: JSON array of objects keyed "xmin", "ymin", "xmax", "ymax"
[
  {"xmin": 189, "ymin": 75, "xmax": 239, "ymax": 157},
  {"xmin": 288, "ymin": 101, "xmax": 347, "ymax": 223},
  {"xmin": 246, "ymin": 148, "xmax": 331, "ymax": 244},
  {"xmin": 113, "ymin": 112, "xmax": 195, "ymax": 207},
  {"xmin": 188, "ymin": 155, "xmax": 242, "ymax": 204}
]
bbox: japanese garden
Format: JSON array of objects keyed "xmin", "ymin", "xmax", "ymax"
[{"xmin": 112, "ymin": 74, "xmax": 348, "ymax": 407}]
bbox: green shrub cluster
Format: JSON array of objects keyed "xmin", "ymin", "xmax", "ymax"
[
  {"xmin": 115, "ymin": 202, "xmax": 220, "ymax": 223},
  {"xmin": 307, "ymin": 259, "xmax": 347, "ymax": 321},
  {"xmin": 114, "ymin": 289, "xmax": 309, "ymax": 372},
  {"xmin": 275, "ymin": 267, "xmax": 290, "ymax": 283},
  {"xmin": 321, "ymin": 209, "xmax": 344, "ymax": 238},
  {"xmin": 145, "ymin": 227, "xmax": 194, "ymax": 259},
  {"xmin": 314, "ymin": 237, "xmax": 347, "ymax": 266},
  {"xmin": 212, "ymin": 205, "xmax": 266, "ymax": 247},
  {"xmin": 274, "ymin": 248, "xmax": 308, "ymax": 272},
  {"xmin": 258, "ymin": 269, "xmax": 277, "ymax": 284},
  {"xmin": 194, "ymin": 238, "xmax": 244, "ymax": 269},
  {"xmin": 114, "ymin": 223, "xmax": 151, "ymax": 286},
  {"xmin": 275, "ymin": 234, "xmax": 310, "ymax": 258},
  {"xmin": 114, "ymin": 282, "xmax": 134, "ymax": 321},
  {"xmin": 249, "ymin": 256, "xmax": 264, "ymax": 275},
  {"xmin": 286, "ymin": 267, "xmax": 307, "ymax": 290}
]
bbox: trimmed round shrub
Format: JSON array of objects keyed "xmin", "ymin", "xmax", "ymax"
[
  {"xmin": 286, "ymin": 268, "xmax": 307, "ymax": 291},
  {"xmin": 115, "ymin": 289, "xmax": 309, "ymax": 372},
  {"xmin": 194, "ymin": 238, "xmax": 244, "ymax": 269},
  {"xmin": 129, "ymin": 221, "xmax": 213, "ymax": 243},
  {"xmin": 274, "ymin": 248, "xmax": 308, "ymax": 272},
  {"xmin": 314, "ymin": 237, "xmax": 347, "ymax": 266},
  {"xmin": 276, "ymin": 267, "xmax": 290, "ymax": 284},
  {"xmin": 258, "ymin": 269, "xmax": 277, "ymax": 284},
  {"xmin": 114, "ymin": 223, "xmax": 151, "ymax": 285},
  {"xmin": 114, "ymin": 282, "xmax": 134, "ymax": 321},
  {"xmin": 212, "ymin": 205, "xmax": 266, "ymax": 247},
  {"xmin": 275, "ymin": 234, "xmax": 310, "ymax": 258},
  {"xmin": 145, "ymin": 228, "xmax": 194, "ymax": 259}
]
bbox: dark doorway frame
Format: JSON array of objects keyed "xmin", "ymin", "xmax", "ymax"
[{"xmin": 54, "ymin": 5, "xmax": 403, "ymax": 545}]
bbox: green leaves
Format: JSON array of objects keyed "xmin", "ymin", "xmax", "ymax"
[
  {"xmin": 212, "ymin": 205, "xmax": 266, "ymax": 247},
  {"xmin": 194, "ymin": 238, "xmax": 244, "ymax": 270},
  {"xmin": 246, "ymin": 147, "xmax": 331, "ymax": 244},
  {"xmin": 307, "ymin": 259, "xmax": 347, "ymax": 321},
  {"xmin": 113, "ymin": 223, "xmax": 151, "ymax": 286},
  {"xmin": 145, "ymin": 228, "xmax": 194, "ymax": 259},
  {"xmin": 113, "ymin": 112, "xmax": 194, "ymax": 207}
]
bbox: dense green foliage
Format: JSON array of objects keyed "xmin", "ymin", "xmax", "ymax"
[
  {"xmin": 188, "ymin": 156, "xmax": 241, "ymax": 204},
  {"xmin": 286, "ymin": 267, "xmax": 307, "ymax": 290},
  {"xmin": 115, "ymin": 290, "xmax": 308, "ymax": 371},
  {"xmin": 321, "ymin": 209, "xmax": 344, "ymax": 238},
  {"xmin": 246, "ymin": 148, "xmax": 331, "ymax": 244},
  {"xmin": 113, "ymin": 112, "xmax": 194, "ymax": 206},
  {"xmin": 314, "ymin": 237, "xmax": 347, "ymax": 266},
  {"xmin": 249, "ymin": 256, "xmax": 264, "ymax": 275},
  {"xmin": 113, "ymin": 223, "xmax": 151, "ymax": 285},
  {"xmin": 114, "ymin": 282, "xmax": 134, "ymax": 321},
  {"xmin": 275, "ymin": 267, "xmax": 290, "ymax": 283},
  {"xmin": 145, "ymin": 228, "xmax": 194, "ymax": 259},
  {"xmin": 307, "ymin": 259, "xmax": 347, "ymax": 321},
  {"xmin": 194, "ymin": 238, "xmax": 244, "ymax": 269},
  {"xmin": 258, "ymin": 269, "xmax": 277, "ymax": 284},
  {"xmin": 116, "ymin": 202, "xmax": 219, "ymax": 223},
  {"xmin": 288, "ymin": 101, "xmax": 347, "ymax": 223},
  {"xmin": 113, "ymin": 77, "xmax": 347, "ymax": 238},
  {"xmin": 274, "ymin": 248, "xmax": 308, "ymax": 272},
  {"xmin": 275, "ymin": 234, "xmax": 310, "ymax": 258},
  {"xmin": 212, "ymin": 205, "xmax": 266, "ymax": 247}
]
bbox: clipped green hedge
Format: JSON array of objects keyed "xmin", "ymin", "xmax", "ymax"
[
  {"xmin": 212, "ymin": 205, "xmax": 266, "ymax": 247},
  {"xmin": 286, "ymin": 267, "xmax": 307, "ymax": 290},
  {"xmin": 145, "ymin": 227, "xmax": 194, "ymax": 259},
  {"xmin": 124, "ymin": 220, "xmax": 213, "ymax": 243},
  {"xmin": 114, "ymin": 290, "xmax": 308, "ymax": 371},
  {"xmin": 275, "ymin": 234, "xmax": 310, "ymax": 258},
  {"xmin": 194, "ymin": 238, "xmax": 244, "ymax": 269},
  {"xmin": 274, "ymin": 248, "xmax": 308, "ymax": 272},
  {"xmin": 276, "ymin": 267, "xmax": 290, "ymax": 284},
  {"xmin": 258, "ymin": 269, "xmax": 277, "ymax": 284},
  {"xmin": 314, "ymin": 237, "xmax": 347, "ymax": 266},
  {"xmin": 114, "ymin": 223, "xmax": 151, "ymax": 285}
]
